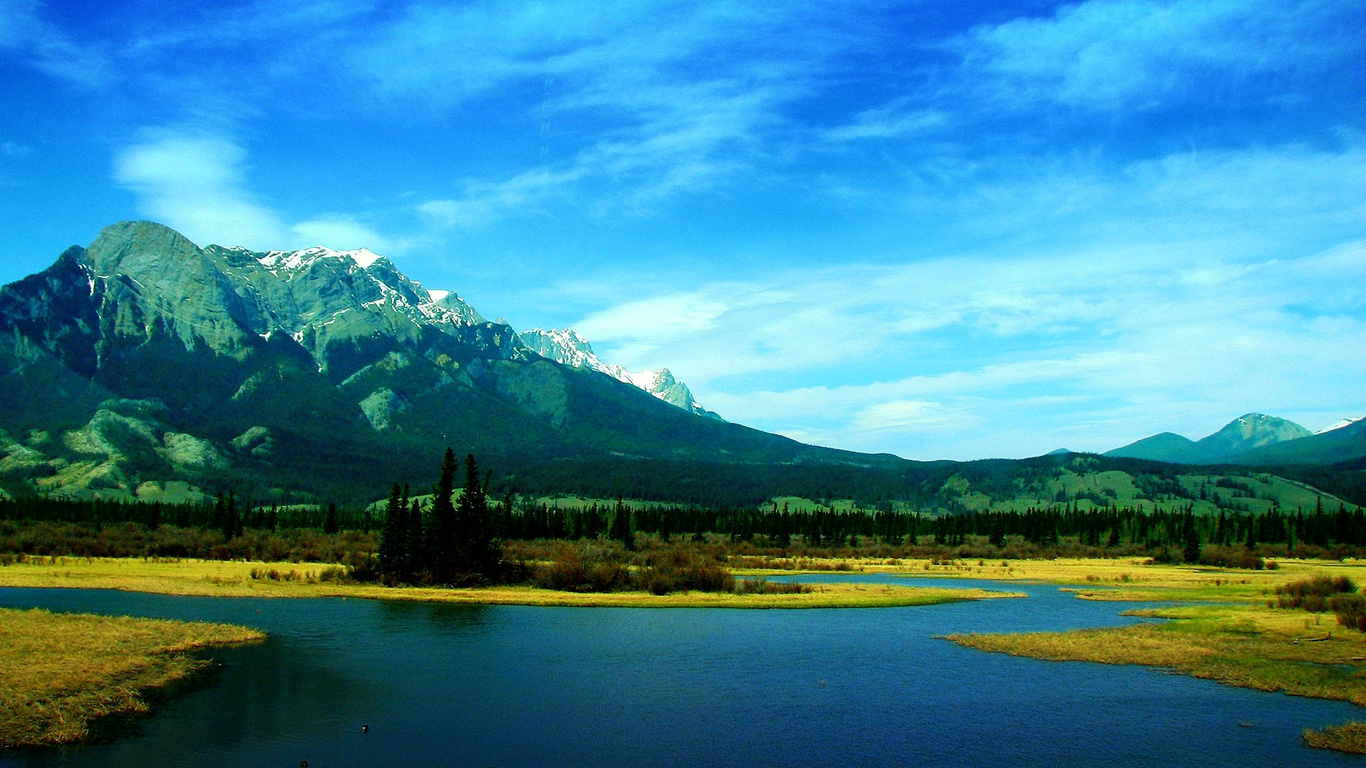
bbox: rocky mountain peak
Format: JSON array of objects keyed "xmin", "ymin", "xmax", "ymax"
[{"xmin": 520, "ymin": 328, "xmax": 720, "ymax": 419}]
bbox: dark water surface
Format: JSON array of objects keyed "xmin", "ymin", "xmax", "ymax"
[{"xmin": 1, "ymin": 576, "xmax": 1361, "ymax": 767}]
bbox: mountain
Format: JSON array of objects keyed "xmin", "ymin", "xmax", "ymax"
[
  {"xmin": 0, "ymin": 221, "xmax": 895, "ymax": 502},
  {"xmin": 1104, "ymin": 412, "xmax": 1354, "ymax": 466},
  {"xmin": 519, "ymin": 328, "xmax": 720, "ymax": 420},
  {"xmin": 1318, "ymin": 416, "xmax": 1366, "ymax": 434},
  {"xmin": 1104, "ymin": 432, "xmax": 1203, "ymax": 463},
  {"xmin": 1221, "ymin": 418, "xmax": 1366, "ymax": 466}
]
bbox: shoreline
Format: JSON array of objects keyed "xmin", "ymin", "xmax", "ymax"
[
  {"xmin": 0, "ymin": 607, "xmax": 264, "ymax": 748},
  {"xmin": 0, "ymin": 557, "xmax": 1022, "ymax": 609}
]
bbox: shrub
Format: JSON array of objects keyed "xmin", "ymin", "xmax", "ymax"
[
  {"xmin": 1275, "ymin": 575, "xmax": 1357, "ymax": 611},
  {"xmin": 1198, "ymin": 545, "xmax": 1265, "ymax": 570},
  {"xmin": 1332, "ymin": 594, "xmax": 1366, "ymax": 632}
]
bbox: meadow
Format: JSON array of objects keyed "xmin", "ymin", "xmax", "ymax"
[{"xmin": 0, "ymin": 608, "xmax": 263, "ymax": 747}]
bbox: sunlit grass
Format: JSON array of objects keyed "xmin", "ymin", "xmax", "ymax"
[
  {"xmin": 0, "ymin": 556, "xmax": 1021, "ymax": 608},
  {"xmin": 942, "ymin": 558, "xmax": 1366, "ymax": 755},
  {"xmin": 0, "ymin": 607, "xmax": 263, "ymax": 747},
  {"xmin": 1303, "ymin": 721, "xmax": 1366, "ymax": 754}
]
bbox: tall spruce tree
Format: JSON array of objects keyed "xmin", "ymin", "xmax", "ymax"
[
  {"xmin": 427, "ymin": 448, "xmax": 460, "ymax": 582},
  {"xmin": 404, "ymin": 490, "xmax": 425, "ymax": 581},
  {"xmin": 454, "ymin": 453, "xmax": 499, "ymax": 578},
  {"xmin": 610, "ymin": 497, "xmax": 634, "ymax": 550},
  {"xmin": 378, "ymin": 482, "xmax": 404, "ymax": 577},
  {"xmin": 1182, "ymin": 514, "xmax": 1201, "ymax": 564}
]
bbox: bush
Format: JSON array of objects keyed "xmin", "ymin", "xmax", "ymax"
[
  {"xmin": 1332, "ymin": 594, "xmax": 1366, "ymax": 632},
  {"xmin": 533, "ymin": 541, "xmax": 632, "ymax": 592},
  {"xmin": 1198, "ymin": 545, "xmax": 1265, "ymax": 570},
  {"xmin": 1275, "ymin": 575, "xmax": 1357, "ymax": 611},
  {"xmin": 637, "ymin": 546, "xmax": 733, "ymax": 594}
]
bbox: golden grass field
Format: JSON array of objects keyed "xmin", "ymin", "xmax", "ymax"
[
  {"xmin": 0, "ymin": 556, "xmax": 1021, "ymax": 608},
  {"xmin": 0, "ymin": 607, "xmax": 263, "ymax": 747},
  {"xmin": 919, "ymin": 556, "xmax": 1366, "ymax": 754}
]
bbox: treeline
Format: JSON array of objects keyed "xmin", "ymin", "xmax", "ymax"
[
  {"xmin": 0, "ymin": 495, "xmax": 377, "ymax": 535},
  {"xmin": 5, "ymin": 451, "xmax": 1366, "ymax": 568},
  {"xmin": 0, "ymin": 520, "xmax": 375, "ymax": 565},
  {"xmin": 494, "ymin": 498, "xmax": 1366, "ymax": 551}
]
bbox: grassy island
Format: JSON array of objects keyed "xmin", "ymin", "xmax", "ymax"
[
  {"xmin": 0, "ymin": 556, "xmax": 1021, "ymax": 609},
  {"xmin": 936, "ymin": 557, "xmax": 1366, "ymax": 755},
  {"xmin": 0, "ymin": 607, "xmax": 264, "ymax": 748}
]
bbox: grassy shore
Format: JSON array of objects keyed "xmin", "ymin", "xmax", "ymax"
[
  {"xmin": 0, "ymin": 607, "xmax": 263, "ymax": 747},
  {"xmin": 0, "ymin": 556, "xmax": 1021, "ymax": 608},
  {"xmin": 930, "ymin": 556, "xmax": 1366, "ymax": 754}
]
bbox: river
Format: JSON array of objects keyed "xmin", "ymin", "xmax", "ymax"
[{"xmin": 1, "ymin": 575, "xmax": 1360, "ymax": 767}]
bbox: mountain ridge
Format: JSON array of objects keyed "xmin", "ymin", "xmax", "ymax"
[
  {"xmin": 0, "ymin": 220, "xmax": 900, "ymax": 503},
  {"xmin": 1105, "ymin": 412, "xmax": 1363, "ymax": 466}
]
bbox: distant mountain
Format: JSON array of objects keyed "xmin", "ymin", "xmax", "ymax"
[
  {"xmin": 1104, "ymin": 413, "xmax": 1307, "ymax": 464},
  {"xmin": 1105, "ymin": 432, "xmax": 1202, "ymax": 463},
  {"xmin": 0, "ymin": 221, "xmax": 891, "ymax": 502},
  {"xmin": 518, "ymin": 328, "xmax": 720, "ymax": 420},
  {"xmin": 1222, "ymin": 418, "xmax": 1366, "ymax": 466},
  {"xmin": 1318, "ymin": 416, "xmax": 1366, "ymax": 435}
]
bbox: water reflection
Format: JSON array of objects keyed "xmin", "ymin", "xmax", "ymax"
[{"xmin": 1, "ymin": 583, "xmax": 1362, "ymax": 767}]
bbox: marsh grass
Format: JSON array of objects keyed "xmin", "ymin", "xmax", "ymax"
[
  {"xmin": 949, "ymin": 602, "xmax": 1366, "ymax": 755},
  {"xmin": 0, "ymin": 556, "xmax": 1015, "ymax": 608},
  {"xmin": 1303, "ymin": 721, "xmax": 1366, "ymax": 754},
  {"xmin": 0, "ymin": 607, "xmax": 263, "ymax": 747}
]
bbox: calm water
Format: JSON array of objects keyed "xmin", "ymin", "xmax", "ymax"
[{"xmin": 1, "ymin": 576, "xmax": 1361, "ymax": 767}]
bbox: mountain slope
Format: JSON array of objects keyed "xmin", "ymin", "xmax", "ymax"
[
  {"xmin": 1221, "ymin": 418, "xmax": 1366, "ymax": 466},
  {"xmin": 1103, "ymin": 432, "xmax": 1203, "ymax": 463},
  {"xmin": 519, "ymin": 328, "xmax": 720, "ymax": 419},
  {"xmin": 1106, "ymin": 413, "xmax": 1318, "ymax": 465},
  {"xmin": 0, "ymin": 221, "xmax": 899, "ymax": 502}
]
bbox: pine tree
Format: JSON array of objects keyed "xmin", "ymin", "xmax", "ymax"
[
  {"xmin": 427, "ymin": 448, "xmax": 459, "ymax": 581},
  {"xmin": 323, "ymin": 502, "xmax": 339, "ymax": 534},
  {"xmin": 455, "ymin": 453, "xmax": 498, "ymax": 577},
  {"xmin": 1182, "ymin": 514, "xmax": 1201, "ymax": 564},
  {"xmin": 404, "ymin": 491, "xmax": 424, "ymax": 580},
  {"xmin": 610, "ymin": 497, "xmax": 634, "ymax": 550},
  {"xmin": 378, "ymin": 482, "xmax": 403, "ymax": 577}
]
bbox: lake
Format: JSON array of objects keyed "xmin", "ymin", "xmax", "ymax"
[{"xmin": 1, "ymin": 575, "xmax": 1361, "ymax": 767}]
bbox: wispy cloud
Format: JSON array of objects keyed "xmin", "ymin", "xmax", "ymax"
[
  {"xmin": 570, "ymin": 142, "xmax": 1366, "ymax": 458},
  {"xmin": 0, "ymin": 0, "xmax": 115, "ymax": 87},
  {"xmin": 949, "ymin": 0, "xmax": 1358, "ymax": 111},
  {"xmin": 113, "ymin": 131, "xmax": 393, "ymax": 251}
]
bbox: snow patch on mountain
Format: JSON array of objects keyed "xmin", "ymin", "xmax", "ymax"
[
  {"xmin": 520, "ymin": 328, "xmax": 721, "ymax": 420},
  {"xmin": 1318, "ymin": 416, "xmax": 1366, "ymax": 434}
]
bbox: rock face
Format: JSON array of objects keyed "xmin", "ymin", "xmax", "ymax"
[
  {"xmin": 0, "ymin": 221, "xmax": 841, "ymax": 500},
  {"xmin": 519, "ymin": 328, "xmax": 720, "ymax": 419}
]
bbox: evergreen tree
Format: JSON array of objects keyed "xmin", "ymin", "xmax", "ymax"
[
  {"xmin": 404, "ymin": 491, "xmax": 424, "ymax": 580},
  {"xmin": 455, "ymin": 453, "xmax": 499, "ymax": 577},
  {"xmin": 378, "ymin": 482, "xmax": 404, "ymax": 577},
  {"xmin": 427, "ymin": 448, "xmax": 460, "ymax": 581},
  {"xmin": 610, "ymin": 497, "xmax": 634, "ymax": 550},
  {"xmin": 1182, "ymin": 514, "xmax": 1201, "ymax": 564},
  {"xmin": 323, "ymin": 502, "xmax": 339, "ymax": 534}
]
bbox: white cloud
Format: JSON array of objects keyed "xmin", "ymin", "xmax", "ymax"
[
  {"xmin": 0, "ymin": 0, "xmax": 115, "ymax": 87},
  {"xmin": 113, "ymin": 134, "xmax": 290, "ymax": 248},
  {"xmin": 1, "ymin": 140, "xmax": 31, "ymax": 158},
  {"xmin": 291, "ymin": 217, "xmax": 392, "ymax": 252},
  {"xmin": 563, "ymin": 143, "xmax": 1366, "ymax": 459},
  {"xmin": 822, "ymin": 104, "xmax": 947, "ymax": 143},
  {"xmin": 951, "ymin": 0, "xmax": 1353, "ymax": 111},
  {"xmin": 113, "ymin": 130, "xmax": 397, "ymax": 252},
  {"xmin": 576, "ymin": 292, "xmax": 732, "ymax": 348}
]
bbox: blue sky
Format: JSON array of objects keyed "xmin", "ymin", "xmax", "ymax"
[{"xmin": 1, "ymin": 0, "xmax": 1363, "ymax": 460}]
